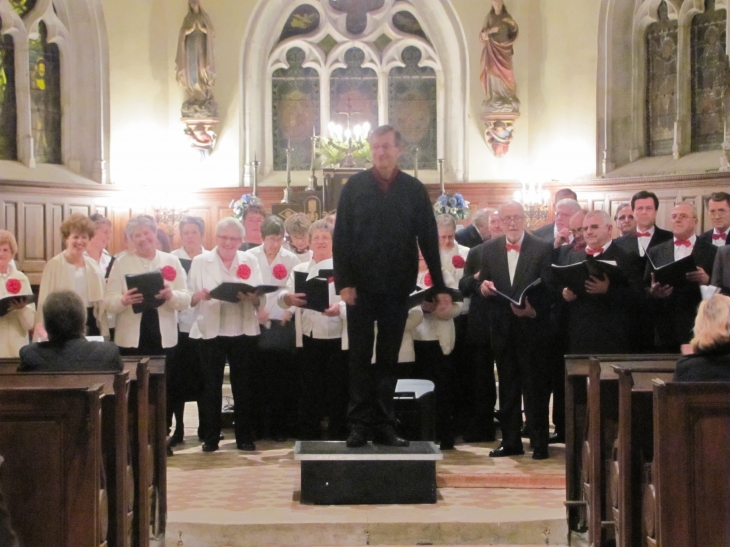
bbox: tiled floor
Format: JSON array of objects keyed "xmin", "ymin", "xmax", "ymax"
[{"xmin": 166, "ymin": 403, "xmax": 569, "ymax": 546}]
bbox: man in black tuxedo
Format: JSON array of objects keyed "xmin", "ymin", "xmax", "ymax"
[
  {"xmin": 532, "ymin": 188, "xmax": 578, "ymax": 242},
  {"xmin": 455, "ymin": 208, "xmax": 493, "ymax": 248},
  {"xmin": 697, "ymin": 192, "xmax": 730, "ymax": 248},
  {"xmin": 646, "ymin": 202, "xmax": 717, "ymax": 353},
  {"xmin": 560, "ymin": 211, "xmax": 644, "ymax": 354},
  {"xmin": 479, "ymin": 201, "xmax": 554, "ymax": 459}
]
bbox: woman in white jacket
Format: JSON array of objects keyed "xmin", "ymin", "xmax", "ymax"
[
  {"xmin": 188, "ymin": 217, "xmax": 262, "ymax": 452},
  {"xmin": 0, "ymin": 231, "xmax": 34, "ymax": 357}
]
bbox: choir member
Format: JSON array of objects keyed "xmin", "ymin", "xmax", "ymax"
[
  {"xmin": 187, "ymin": 217, "xmax": 262, "ymax": 452},
  {"xmin": 479, "ymin": 201, "xmax": 553, "ymax": 459},
  {"xmin": 246, "ymin": 215, "xmax": 300, "ymax": 441},
  {"xmin": 168, "ymin": 216, "xmax": 207, "ymax": 446},
  {"xmin": 532, "ymin": 188, "xmax": 578, "ymax": 242},
  {"xmin": 239, "ymin": 203, "xmax": 266, "ymax": 251},
  {"xmin": 155, "ymin": 228, "xmax": 171, "ymax": 253},
  {"xmin": 104, "ymin": 215, "xmax": 190, "ymax": 355},
  {"xmin": 0, "ymin": 230, "xmax": 34, "ymax": 358},
  {"xmin": 697, "ymin": 192, "xmax": 730, "ymax": 247},
  {"xmin": 711, "ymin": 244, "xmax": 730, "ymax": 290},
  {"xmin": 36, "ymin": 214, "xmax": 105, "ymax": 340},
  {"xmin": 613, "ymin": 203, "xmax": 636, "ymax": 238},
  {"xmin": 279, "ymin": 220, "xmax": 348, "ymax": 440},
  {"xmin": 284, "ymin": 212, "xmax": 313, "ymax": 262},
  {"xmin": 86, "ymin": 213, "xmax": 113, "ymax": 275},
  {"xmin": 647, "ymin": 202, "xmax": 717, "ymax": 352},
  {"xmin": 455, "ymin": 208, "xmax": 492, "ymax": 248}
]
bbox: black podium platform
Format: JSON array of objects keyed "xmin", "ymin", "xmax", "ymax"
[{"xmin": 294, "ymin": 441, "xmax": 442, "ymax": 505}]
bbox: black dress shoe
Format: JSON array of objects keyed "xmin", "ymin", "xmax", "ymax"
[
  {"xmin": 237, "ymin": 441, "xmax": 256, "ymax": 451},
  {"xmin": 532, "ymin": 446, "xmax": 549, "ymax": 460},
  {"xmin": 201, "ymin": 442, "xmax": 219, "ymax": 452},
  {"xmin": 548, "ymin": 432, "xmax": 565, "ymax": 444},
  {"xmin": 346, "ymin": 428, "xmax": 368, "ymax": 448},
  {"xmin": 373, "ymin": 426, "xmax": 410, "ymax": 447},
  {"xmin": 489, "ymin": 446, "xmax": 524, "ymax": 458},
  {"xmin": 168, "ymin": 430, "xmax": 184, "ymax": 447}
]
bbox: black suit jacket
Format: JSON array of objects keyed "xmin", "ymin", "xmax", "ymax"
[
  {"xmin": 532, "ymin": 222, "xmax": 555, "ymax": 243},
  {"xmin": 697, "ymin": 228, "xmax": 729, "ymax": 248},
  {"xmin": 459, "ymin": 241, "xmax": 490, "ymax": 346},
  {"xmin": 615, "ymin": 226, "xmax": 673, "ymax": 262},
  {"xmin": 455, "ymin": 224, "xmax": 484, "ymax": 248},
  {"xmin": 478, "ymin": 233, "xmax": 554, "ymax": 354},
  {"xmin": 562, "ymin": 244, "xmax": 644, "ymax": 354},
  {"xmin": 19, "ymin": 338, "xmax": 124, "ymax": 372},
  {"xmin": 645, "ymin": 238, "xmax": 717, "ymax": 349}
]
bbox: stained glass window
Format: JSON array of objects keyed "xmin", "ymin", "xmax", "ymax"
[
  {"xmin": 388, "ymin": 46, "xmax": 436, "ymax": 170},
  {"xmin": 10, "ymin": 0, "xmax": 36, "ymax": 17},
  {"xmin": 690, "ymin": 0, "xmax": 726, "ymax": 152},
  {"xmin": 328, "ymin": 0, "xmax": 384, "ymax": 35},
  {"xmin": 29, "ymin": 21, "xmax": 61, "ymax": 164},
  {"xmin": 272, "ymin": 48, "xmax": 320, "ymax": 171},
  {"xmin": 646, "ymin": 1, "xmax": 678, "ymax": 156},
  {"xmin": 0, "ymin": 27, "xmax": 17, "ymax": 161},
  {"xmin": 392, "ymin": 12, "xmax": 430, "ymax": 43},
  {"xmin": 330, "ymin": 48, "xmax": 378, "ymax": 135},
  {"xmin": 278, "ymin": 5, "xmax": 320, "ymax": 43}
]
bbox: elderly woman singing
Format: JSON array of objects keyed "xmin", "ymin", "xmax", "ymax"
[{"xmin": 0, "ymin": 230, "xmax": 34, "ymax": 357}]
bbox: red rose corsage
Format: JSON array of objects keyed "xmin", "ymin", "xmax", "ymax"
[
  {"xmin": 272, "ymin": 264, "xmax": 288, "ymax": 280},
  {"xmin": 452, "ymin": 255, "xmax": 466, "ymax": 269},
  {"xmin": 424, "ymin": 273, "xmax": 433, "ymax": 287},
  {"xmin": 161, "ymin": 265, "xmax": 177, "ymax": 281},
  {"xmin": 5, "ymin": 278, "xmax": 21, "ymax": 295},
  {"xmin": 237, "ymin": 264, "xmax": 251, "ymax": 280}
]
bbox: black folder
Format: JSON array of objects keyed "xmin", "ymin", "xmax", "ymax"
[
  {"xmin": 551, "ymin": 259, "xmax": 624, "ymax": 294},
  {"xmin": 0, "ymin": 294, "xmax": 35, "ymax": 318},
  {"xmin": 105, "ymin": 255, "xmax": 116, "ymax": 279},
  {"xmin": 178, "ymin": 258, "xmax": 192, "ymax": 274},
  {"xmin": 125, "ymin": 271, "xmax": 165, "ymax": 314},
  {"xmin": 407, "ymin": 286, "xmax": 463, "ymax": 309},
  {"xmin": 491, "ymin": 278, "xmax": 542, "ymax": 308},
  {"xmin": 208, "ymin": 282, "xmax": 280, "ymax": 303},
  {"xmin": 647, "ymin": 254, "xmax": 697, "ymax": 287},
  {"xmin": 293, "ymin": 271, "xmax": 332, "ymax": 312}
]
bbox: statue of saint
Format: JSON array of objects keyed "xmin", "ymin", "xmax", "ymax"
[
  {"xmin": 175, "ymin": 0, "xmax": 217, "ymax": 117},
  {"xmin": 479, "ymin": 0, "xmax": 520, "ymax": 113}
]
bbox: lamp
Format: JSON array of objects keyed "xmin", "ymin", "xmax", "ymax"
[
  {"xmin": 514, "ymin": 182, "xmax": 550, "ymax": 229},
  {"xmin": 324, "ymin": 120, "xmax": 371, "ymax": 168},
  {"xmin": 153, "ymin": 203, "xmax": 189, "ymax": 237}
]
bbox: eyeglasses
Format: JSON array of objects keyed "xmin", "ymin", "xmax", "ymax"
[
  {"xmin": 584, "ymin": 224, "xmax": 606, "ymax": 231},
  {"xmin": 670, "ymin": 214, "xmax": 694, "ymax": 221},
  {"xmin": 569, "ymin": 227, "xmax": 584, "ymax": 236},
  {"xmin": 500, "ymin": 215, "xmax": 525, "ymax": 224},
  {"xmin": 217, "ymin": 235, "xmax": 242, "ymax": 243},
  {"xmin": 615, "ymin": 215, "xmax": 635, "ymax": 221},
  {"xmin": 709, "ymin": 209, "xmax": 730, "ymax": 216}
]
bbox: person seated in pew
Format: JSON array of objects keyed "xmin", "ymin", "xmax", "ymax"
[
  {"xmin": 0, "ymin": 230, "xmax": 34, "ymax": 358},
  {"xmin": 19, "ymin": 291, "xmax": 123, "ymax": 372},
  {"xmin": 647, "ymin": 202, "xmax": 717, "ymax": 353},
  {"xmin": 674, "ymin": 294, "xmax": 730, "ymax": 382}
]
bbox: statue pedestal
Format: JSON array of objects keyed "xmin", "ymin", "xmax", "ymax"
[
  {"xmin": 481, "ymin": 111, "xmax": 519, "ymax": 158},
  {"xmin": 181, "ymin": 117, "xmax": 219, "ymax": 156}
]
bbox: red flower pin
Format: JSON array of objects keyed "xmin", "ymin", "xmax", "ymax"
[
  {"xmin": 161, "ymin": 265, "xmax": 177, "ymax": 281},
  {"xmin": 237, "ymin": 264, "xmax": 251, "ymax": 280},
  {"xmin": 424, "ymin": 273, "xmax": 433, "ymax": 287},
  {"xmin": 452, "ymin": 255, "xmax": 465, "ymax": 269},
  {"xmin": 5, "ymin": 279, "xmax": 21, "ymax": 295},
  {"xmin": 272, "ymin": 264, "xmax": 288, "ymax": 280}
]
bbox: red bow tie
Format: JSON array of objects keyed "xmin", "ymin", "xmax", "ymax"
[
  {"xmin": 506, "ymin": 243, "xmax": 521, "ymax": 252},
  {"xmin": 674, "ymin": 239, "xmax": 691, "ymax": 247},
  {"xmin": 636, "ymin": 231, "xmax": 651, "ymax": 238},
  {"xmin": 586, "ymin": 247, "xmax": 604, "ymax": 256},
  {"xmin": 713, "ymin": 232, "xmax": 727, "ymax": 241}
]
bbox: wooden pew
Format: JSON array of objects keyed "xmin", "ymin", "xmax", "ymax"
[
  {"xmin": 642, "ymin": 381, "xmax": 730, "ymax": 547},
  {"xmin": 563, "ymin": 354, "xmax": 678, "ymax": 546},
  {"xmin": 611, "ymin": 366, "xmax": 675, "ymax": 547},
  {"xmin": 0, "ymin": 385, "xmax": 105, "ymax": 546},
  {"xmin": 0, "ymin": 370, "xmax": 132, "ymax": 547}
]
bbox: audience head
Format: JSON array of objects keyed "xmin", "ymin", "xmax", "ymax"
[
  {"xmin": 242, "ymin": 204, "xmax": 266, "ymax": 244},
  {"xmin": 436, "ymin": 214, "xmax": 457, "ymax": 251},
  {"xmin": 261, "ymin": 216, "xmax": 285, "ymax": 256},
  {"xmin": 554, "ymin": 188, "xmax": 577, "ymax": 206},
  {"xmin": 0, "ymin": 230, "xmax": 18, "ymax": 273},
  {"xmin": 179, "ymin": 216, "xmax": 205, "ymax": 254},
  {"xmin": 61, "ymin": 214, "xmax": 95, "ymax": 260},
  {"xmin": 554, "ymin": 198, "xmax": 582, "ymax": 231},
  {"xmin": 88, "ymin": 214, "xmax": 112, "ymax": 251},
  {"xmin": 471, "ymin": 208, "xmax": 493, "ymax": 240},
  {"xmin": 309, "ymin": 219, "xmax": 334, "ymax": 262},
  {"xmin": 691, "ymin": 294, "xmax": 730, "ymax": 352},
  {"xmin": 498, "ymin": 201, "xmax": 526, "ymax": 242},
  {"xmin": 631, "ymin": 191, "xmax": 660, "ymax": 230},
  {"xmin": 215, "ymin": 217, "xmax": 244, "ymax": 261},
  {"xmin": 583, "ymin": 210, "xmax": 613, "ymax": 249},
  {"xmin": 670, "ymin": 202, "xmax": 698, "ymax": 240},
  {"xmin": 569, "ymin": 209, "xmax": 588, "ymax": 250},
  {"xmin": 155, "ymin": 228, "xmax": 171, "ymax": 253},
  {"xmin": 284, "ymin": 213, "xmax": 312, "ymax": 253},
  {"xmin": 125, "ymin": 215, "xmax": 158, "ymax": 259},
  {"xmin": 707, "ymin": 192, "xmax": 730, "ymax": 233},
  {"xmin": 614, "ymin": 203, "xmax": 636, "ymax": 236},
  {"xmin": 43, "ymin": 291, "xmax": 86, "ymax": 343}
]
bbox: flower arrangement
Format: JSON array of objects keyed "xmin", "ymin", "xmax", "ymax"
[
  {"xmin": 230, "ymin": 193, "xmax": 264, "ymax": 222},
  {"xmin": 433, "ymin": 193, "xmax": 470, "ymax": 221}
]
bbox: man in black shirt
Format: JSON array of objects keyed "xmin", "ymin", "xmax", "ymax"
[{"xmin": 333, "ymin": 125, "xmax": 451, "ymax": 448}]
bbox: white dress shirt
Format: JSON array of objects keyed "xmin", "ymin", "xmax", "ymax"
[
  {"xmin": 637, "ymin": 226, "xmax": 655, "ymax": 257},
  {"xmin": 674, "ymin": 234, "xmax": 696, "ymax": 261},
  {"xmin": 506, "ymin": 233, "xmax": 526, "ymax": 284},
  {"xmin": 712, "ymin": 228, "xmax": 728, "ymax": 247}
]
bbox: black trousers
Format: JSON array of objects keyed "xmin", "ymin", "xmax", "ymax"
[
  {"xmin": 197, "ymin": 335, "xmax": 257, "ymax": 445},
  {"xmin": 467, "ymin": 344, "xmax": 497, "ymax": 437},
  {"xmin": 165, "ymin": 331, "xmax": 204, "ymax": 434},
  {"xmin": 299, "ymin": 336, "xmax": 348, "ymax": 439},
  {"xmin": 414, "ymin": 340, "xmax": 454, "ymax": 445},
  {"xmin": 346, "ymin": 292, "xmax": 409, "ymax": 429}
]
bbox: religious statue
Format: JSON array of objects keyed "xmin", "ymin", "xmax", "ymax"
[
  {"xmin": 479, "ymin": 0, "xmax": 520, "ymax": 156},
  {"xmin": 175, "ymin": 0, "xmax": 219, "ymax": 156}
]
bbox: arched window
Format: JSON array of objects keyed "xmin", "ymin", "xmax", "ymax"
[{"xmin": 29, "ymin": 20, "xmax": 61, "ymax": 164}]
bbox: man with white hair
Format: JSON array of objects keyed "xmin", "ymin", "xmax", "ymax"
[
  {"xmin": 455, "ymin": 208, "xmax": 493, "ymax": 248},
  {"xmin": 532, "ymin": 188, "xmax": 578, "ymax": 243}
]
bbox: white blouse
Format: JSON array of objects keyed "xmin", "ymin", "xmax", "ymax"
[
  {"xmin": 0, "ymin": 265, "xmax": 35, "ymax": 358},
  {"xmin": 245, "ymin": 245, "xmax": 300, "ymax": 322}
]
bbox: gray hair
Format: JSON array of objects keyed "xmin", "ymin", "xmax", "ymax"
[
  {"xmin": 675, "ymin": 201, "xmax": 698, "ymax": 219},
  {"xmin": 436, "ymin": 214, "xmax": 456, "ymax": 231},
  {"xmin": 369, "ymin": 125, "xmax": 404, "ymax": 148},
  {"xmin": 309, "ymin": 219, "xmax": 334, "ymax": 239},
  {"xmin": 555, "ymin": 198, "xmax": 582, "ymax": 215},
  {"xmin": 472, "ymin": 208, "xmax": 494, "ymax": 227},
  {"xmin": 44, "ymin": 290, "xmax": 86, "ymax": 342},
  {"xmin": 261, "ymin": 215, "xmax": 285, "ymax": 238},
  {"xmin": 216, "ymin": 217, "xmax": 245, "ymax": 239},
  {"xmin": 585, "ymin": 209, "xmax": 612, "ymax": 225},
  {"xmin": 614, "ymin": 203, "xmax": 632, "ymax": 219},
  {"xmin": 179, "ymin": 215, "xmax": 205, "ymax": 236},
  {"xmin": 125, "ymin": 215, "xmax": 157, "ymax": 239},
  {"xmin": 498, "ymin": 200, "xmax": 525, "ymax": 216}
]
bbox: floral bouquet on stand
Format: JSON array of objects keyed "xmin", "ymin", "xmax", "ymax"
[
  {"xmin": 229, "ymin": 193, "xmax": 264, "ymax": 222},
  {"xmin": 433, "ymin": 193, "xmax": 470, "ymax": 221}
]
